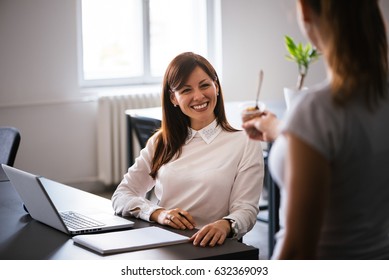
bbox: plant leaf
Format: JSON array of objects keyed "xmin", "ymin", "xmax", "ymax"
[{"xmin": 284, "ymin": 35, "xmax": 321, "ymax": 88}]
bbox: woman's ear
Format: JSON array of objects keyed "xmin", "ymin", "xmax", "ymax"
[
  {"xmin": 298, "ymin": 0, "xmax": 313, "ymax": 23},
  {"xmin": 170, "ymin": 91, "xmax": 178, "ymax": 107}
]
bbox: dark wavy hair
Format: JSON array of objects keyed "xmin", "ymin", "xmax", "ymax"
[
  {"xmin": 149, "ymin": 52, "xmax": 238, "ymax": 179},
  {"xmin": 306, "ymin": 0, "xmax": 388, "ymax": 109}
]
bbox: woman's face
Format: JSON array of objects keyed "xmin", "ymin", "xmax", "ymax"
[{"xmin": 170, "ymin": 66, "xmax": 219, "ymax": 130}]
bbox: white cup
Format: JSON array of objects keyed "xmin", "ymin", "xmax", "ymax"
[{"xmin": 240, "ymin": 101, "xmax": 266, "ymax": 122}]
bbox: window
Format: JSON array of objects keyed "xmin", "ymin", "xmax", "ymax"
[{"xmin": 78, "ymin": 0, "xmax": 219, "ymax": 87}]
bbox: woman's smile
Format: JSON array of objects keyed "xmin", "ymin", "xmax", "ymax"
[{"xmin": 191, "ymin": 102, "xmax": 209, "ymax": 111}]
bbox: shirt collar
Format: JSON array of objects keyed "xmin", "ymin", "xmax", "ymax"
[{"xmin": 186, "ymin": 119, "xmax": 222, "ymax": 144}]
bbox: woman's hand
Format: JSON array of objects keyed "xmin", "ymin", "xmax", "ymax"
[
  {"xmin": 242, "ymin": 110, "xmax": 281, "ymax": 142},
  {"xmin": 150, "ymin": 208, "xmax": 196, "ymax": 230},
  {"xmin": 189, "ymin": 219, "xmax": 231, "ymax": 247}
]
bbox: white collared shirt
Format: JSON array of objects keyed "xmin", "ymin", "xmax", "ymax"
[
  {"xmin": 185, "ymin": 119, "xmax": 221, "ymax": 144},
  {"xmin": 112, "ymin": 120, "xmax": 264, "ymax": 239}
]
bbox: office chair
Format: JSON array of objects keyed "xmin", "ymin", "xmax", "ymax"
[
  {"xmin": 257, "ymin": 143, "xmax": 280, "ymax": 258},
  {"xmin": 129, "ymin": 116, "xmax": 161, "ymax": 200},
  {"xmin": 257, "ymin": 149, "xmax": 270, "ymax": 223},
  {"xmin": 0, "ymin": 127, "xmax": 21, "ymax": 167},
  {"xmin": 127, "ymin": 114, "xmax": 162, "ymax": 166},
  {"xmin": 130, "ymin": 116, "xmax": 162, "ymax": 149}
]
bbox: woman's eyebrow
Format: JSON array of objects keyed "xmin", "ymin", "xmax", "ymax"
[
  {"xmin": 199, "ymin": 78, "xmax": 211, "ymax": 84},
  {"xmin": 180, "ymin": 84, "xmax": 191, "ymax": 90},
  {"xmin": 180, "ymin": 78, "xmax": 210, "ymax": 89}
]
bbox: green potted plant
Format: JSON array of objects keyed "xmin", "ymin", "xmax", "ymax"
[
  {"xmin": 283, "ymin": 35, "xmax": 320, "ymax": 109},
  {"xmin": 284, "ymin": 35, "xmax": 320, "ymax": 90}
]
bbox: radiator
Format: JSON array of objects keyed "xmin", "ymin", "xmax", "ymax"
[{"xmin": 97, "ymin": 90, "xmax": 161, "ymax": 186}]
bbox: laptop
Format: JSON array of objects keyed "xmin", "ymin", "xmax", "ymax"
[{"xmin": 2, "ymin": 164, "xmax": 134, "ymax": 235}]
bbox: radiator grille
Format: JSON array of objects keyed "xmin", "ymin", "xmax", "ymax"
[{"xmin": 97, "ymin": 91, "xmax": 161, "ymax": 185}]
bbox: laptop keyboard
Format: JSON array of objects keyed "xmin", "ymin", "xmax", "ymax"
[{"xmin": 60, "ymin": 211, "xmax": 105, "ymax": 229}]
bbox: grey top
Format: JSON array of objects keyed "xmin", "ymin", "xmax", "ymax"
[{"xmin": 270, "ymin": 80, "xmax": 389, "ymax": 259}]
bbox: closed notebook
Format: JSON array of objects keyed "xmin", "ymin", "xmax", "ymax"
[{"xmin": 72, "ymin": 226, "xmax": 189, "ymax": 255}]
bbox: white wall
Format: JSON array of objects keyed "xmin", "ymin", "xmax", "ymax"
[
  {"xmin": 220, "ymin": 0, "xmax": 325, "ymax": 102},
  {"xmin": 0, "ymin": 0, "xmax": 98, "ymax": 183},
  {"xmin": 1, "ymin": 0, "xmax": 388, "ymax": 185},
  {"xmin": 221, "ymin": 0, "xmax": 389, "ymax": 103}
]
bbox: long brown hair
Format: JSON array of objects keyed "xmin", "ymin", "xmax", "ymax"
[
  {"xmin": 306, "ymin": 0, "xmax": 388, "ymax": 109},
  {"xmin": 149, "ymin": 52, "xmax": 237, "ymax": 179}
]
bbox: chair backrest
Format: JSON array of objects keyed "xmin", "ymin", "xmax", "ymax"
[
  {"xmin": 129, "ymin": 116, "xmax": 161, "ymax": 201},
  {"xmin": 130, "ymin": 116, "xmax": 161, "ymax": 149},
  {"xmin": 0, "ymin": 127, "xmax": 21, "ymax": 166}
]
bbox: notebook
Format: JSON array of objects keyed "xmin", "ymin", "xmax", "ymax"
[
  {"xmin": 2, "ymin": 164, "xmax": 134, "ymax": 235},
  {"xmin": 73, "ymin": 226, "xmax": 190, "ymax": 255}
]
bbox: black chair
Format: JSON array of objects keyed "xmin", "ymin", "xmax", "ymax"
[
  {"xmin": 257, "ymin": 149, "xmax": 270, "ymax": 222},
  {"xmin": 128, "ymin": 116, "xmax": 161, "ymax": 200},
  {"xmin": 131, "ymin": 116, "xmax": 162, "ymax": 149},
  {"xmin": 267, "ymin": 171, "xmax": 280, "ymax": 257},
  {"xmin": 127, "ymin": 115, "xmax": 162, "ymax": 167},
  {"xmin": 0, "ymin": 127, "xmax": 21, "ymax": 166},
  {"xmin": 257, "ymin": 143, "xmax": 280, "ymax": 258}
]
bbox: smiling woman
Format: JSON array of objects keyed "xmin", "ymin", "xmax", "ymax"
[{"xmin": 111, "ymin": 52, "xmax": 264, "ymax": 248}]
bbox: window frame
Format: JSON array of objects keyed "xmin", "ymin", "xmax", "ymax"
[{"xmin": 76, "ymin": 0, "xmax": 221, "ymax": 88}]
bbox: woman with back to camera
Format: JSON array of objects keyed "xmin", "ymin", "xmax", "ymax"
[
  {"xmin": 112, "ymin": 52, "xmax": 264, "ymax": 247},
  {"xmin": 243, "ymin": 0, "xmax": 389, "ymax": 259}
]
